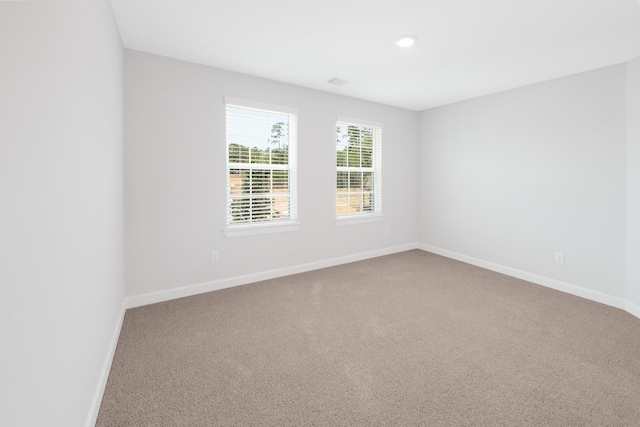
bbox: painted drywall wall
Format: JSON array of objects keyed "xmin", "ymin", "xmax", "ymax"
[
  {"xmin": 0, "ymin": 2, "xmax": 124, "ymax": 426},
  {"xmin": 124, "ymin": 50, "xmax": 418, "ymax": 297},
  {"xmin": 627, "ymin": 57, "xmax": 640, "ymax": 312},
  {"xmin": 418, "ymin": 64, "xmax": 627, "ymax": 300}
]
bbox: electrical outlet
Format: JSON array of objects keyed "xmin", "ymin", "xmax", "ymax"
[
  {"xmin": 554, "ymin": 252, "xmax": 564, "ymax": 265},
  {"xmin": 211, "ymin": 251, "xmax": 219, "ymax": 263}
]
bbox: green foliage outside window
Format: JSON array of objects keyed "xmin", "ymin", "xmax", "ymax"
[
  {"xmin": 336, "ymin": 123, "xmax": 378, "ymax": 215},
  {"xmin": 229, "ymin": 121, "xmax": 290, "ymax": 224}
]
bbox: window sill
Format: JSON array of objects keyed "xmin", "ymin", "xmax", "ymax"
[
  {"xmin": 223, "ymin": 221, "xmax": 300, "ymax": 238},
  {"xmin": 335, "ymin": 214, "xmax": 384, "ymax": 226}
]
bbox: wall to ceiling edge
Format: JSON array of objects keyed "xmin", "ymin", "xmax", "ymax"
[
  {"xmin": 122, "ymin": 49, "xmax": 640, "ymax": 322},
  {"xmin": 418, "ymin": 60, "xmax": 640, "ymax": 320},
  {"xmin": 123, "ymin": 49, "xmax": 420, "ymax": 302},
  {"xmin": 2, "ymin": 3, "xmax": 638, "ymax": 426}
]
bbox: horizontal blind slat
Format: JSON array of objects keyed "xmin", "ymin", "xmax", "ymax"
[
  {"xmin": 335, "ymin": 120, "xmax": 381, "ymax": 217},
  {"xmin": 226, "ymin": 101, "xmax": 296, "ymax": 225}
]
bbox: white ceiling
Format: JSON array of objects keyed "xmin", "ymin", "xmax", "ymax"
[{"xmin": 110, "ymin": 0, "xmax": 640, "ymax": 111}]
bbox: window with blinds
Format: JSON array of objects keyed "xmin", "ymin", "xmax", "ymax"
[
  {"xmin": 225, "ymin": 98, "xmax": 297, "ymax": 227},
  {"xmin": 336, "ymin": 118, "xmax": 382, "ymax": 217}
]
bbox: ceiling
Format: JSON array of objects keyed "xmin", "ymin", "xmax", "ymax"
[{"xmin": 110, "ymin": 0, "xmax": 640, "ymax": 111}]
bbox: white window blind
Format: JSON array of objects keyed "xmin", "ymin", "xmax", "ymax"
[
  {"xmin": 225, "ymin": 98, "xmax": 297, "ymax": 227},
  {"xmin": 336, "ymin": 118, "xmax": 382, "ymax": 217}
]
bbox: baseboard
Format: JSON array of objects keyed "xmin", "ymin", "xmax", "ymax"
[
  {"xmin": 89, "ymin": 242, "xmax": 639, "ymax": 426},
  {"xmin": 123, "ymin": 239, "xmax": 640, "ymax": 315},
  {"xmin": 418, "ymin": 243, "xmax": 631, "ymax": 313},
  {"xmin": 124, "ymin": 243, "xmax": 420, "ymax": 309},
  {"xmin": 625, "ymin": 300, "xmax": 640, "ymax": 319},
  {"xmin": 85, "ymin": 303, "xmax": 126, "ymax": 427}
]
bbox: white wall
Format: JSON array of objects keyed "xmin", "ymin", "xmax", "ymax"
[
  {"xmin": 0, "ymin": 2, "xmax": 124, "ymax": 426},
  {"xmin": 124, "ymin": 50, "xmax": 418, "ymax": 298},
  {"xmin": 0, "ymin": 4, "xmax": 634, "ymax": 425},
  {"xmin": 627, "ymin": 57, "xmax": 640, "ymax": 313},
  {"xmin": 418, "ymin": 64, "xmax": 628, "ymax": 302}
]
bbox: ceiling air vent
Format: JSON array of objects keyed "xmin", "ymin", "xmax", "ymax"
[{"xmin": 328, "ymin": 77, "xmax": 350, "ymax": 87}]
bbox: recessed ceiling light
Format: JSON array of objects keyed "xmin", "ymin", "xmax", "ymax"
[{"xmin": 395, "ymin": 35, "xmax": 417, "ymax": 48}]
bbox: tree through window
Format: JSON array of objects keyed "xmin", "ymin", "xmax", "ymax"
[
  {"xmin": 336, "ymin": 119, "xmax": 382, "ymax": 217},
  {"xmin": 225, "ymin": 99, "xmax": 297, "ymax": 227}
]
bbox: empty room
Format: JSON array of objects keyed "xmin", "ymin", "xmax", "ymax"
[{"xmin": 2, "ymin": 0, "xmax": 640, "ymax": 426}]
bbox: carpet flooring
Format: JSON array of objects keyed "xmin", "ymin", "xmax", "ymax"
[{"xmin": 97, "ymin": 250, "xmax": 640, "ymax": 426}]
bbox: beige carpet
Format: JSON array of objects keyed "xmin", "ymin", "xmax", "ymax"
[{"xmin": 97, "ymin": 250, "xmax": 640, "ymax": 426}]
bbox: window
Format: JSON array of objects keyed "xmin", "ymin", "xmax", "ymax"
[
  {"xmin": 336, "ymin": 117, "xmax": 382, "ymax": 222},
  {"xmin": 225, "ymin": 98, "xmax": 298, "ymax": 236}
]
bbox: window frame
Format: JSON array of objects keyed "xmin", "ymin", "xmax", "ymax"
[
  {"xmin": 335, "ymin": 116, "xmax": 383, "ymax": 226},
  {"xmin": 223, "ymin": 97, "xmax": 299, "ymax": 238}
]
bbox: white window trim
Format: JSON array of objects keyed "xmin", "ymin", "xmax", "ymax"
[
  {"xmin": 224, "ymin": 221, "xmax": 300, "ymax": 238},
  {"xmin": 335, "ymin": 116, "xmax": 383, "ymax": 224},
  {"xmin": 225, "ymin": 97, "xmax": 299, "ymax": 115},
  {"xmin": 337, "ymin": 116, "xmax": 383, "ymax": 129},
  {"xmin": 335, "ymin": 213, "xmax": 384, "ymax": 226},
  {"xmin": 223, "ymin": 97, "xmax": 298, "ymax": 237}
]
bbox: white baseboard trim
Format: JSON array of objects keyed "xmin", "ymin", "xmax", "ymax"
[
  {"xmin": 85, "ymin": 243, "xmax": 639, "ymax": 426},
  {"xmin": 85, "ymin": 303, "xmax": 126, "ymax": 427},
  {"xmin": 625, "ymin": 300, "xmax": 640, "ymax": 319},
  {"xmin": 124, "ymin": 243, "xmax": 420, "ymax": 309},
  {"xmin": 418, "ymin": 244, "xmax": 632, "ymax": 313}
]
